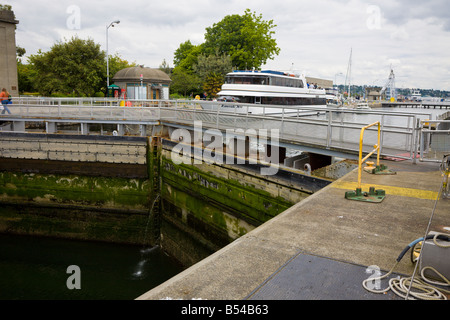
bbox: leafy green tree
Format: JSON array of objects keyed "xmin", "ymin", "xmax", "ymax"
[
  {"xmin": 172, "ymin": 10, "xmax": 279, "ymax": 97},
  {"xmin": 17, "ymin": 61, "xmax": 37, "ymax": 93},
  {"xmin": 203, "ymin": 9, "xmax": 280, "ymax": 70},
  {"xmin": 202, "ymin": 73, "xmax": 225, "ymax": 99},
  {"xmin": 29, "ymin": 36, "xmax": 106, "ymax": 96},
  {"xmin": 16, "ymin": 46, "xmax": 26, "ymax": 62},
  {"xmin": 174, "ymin": 40, "xmax": 195, "ymax": 66},
  {"xmin": 107, "ymin": 53, "xmax": 135, "ymax": 81},
  {"xmin": 15, "ymin": 45, "xmax": 35, "ymax": 93},
  {"xmin": 194, "ymin": 53, "xmax": 232, "ymax": 82},
  {"xmin": 194, "ymin": 52, "xmax": 232, "ymax": 98},
  {"xmin": 159, "ymin": 59, "xmax": 172, "ymax": 77},
  {"xmin": 171, "ymin": 41, "xmax": 202, "ymax": 97},
  {"xmin": 170, "ymin": 67, "xmax": 200, "ymax": 97},
  {"xmin": 173, "ymin": 40, "xmax": 204, "ymax": 74},
  {"xmin": 0, "ymin": 4, "xmax": 13, "ymax": 11}
]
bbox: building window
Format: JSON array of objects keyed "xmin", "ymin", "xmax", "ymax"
[{"xmin": 127, "ymin": 83, "xmax": 147, "ymax": 100}]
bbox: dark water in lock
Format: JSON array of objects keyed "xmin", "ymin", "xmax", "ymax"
[{"xmin": 0, "ymin": 234, "xmax": 184, "ymax": 300}]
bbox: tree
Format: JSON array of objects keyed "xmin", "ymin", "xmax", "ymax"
[
  {"xmin": 170, "ymin": 67, "xmax": 200, "ymax": 97},
  {"xmin": 174, "ymin": 40, "xmax": 195, "ymax": 67},
  {"xmin": 0, "ymin": 4, "xmax": 13, "ymax": 12},
  {"xmin": 159, "ymin": 59, "xmax": 172, "ymax": 77},
  {"xmin": 173, "ymin": 40, "xmax": 203, "ymax": 73},
  {"xmin": 29, "ymin": 36, "xmax": 106, "ymax": 96},
  {"xmin": 16, "ymin": 46, "xmax": 26, "ymax": 62},
  {"xmin": 17, "ymin": 61, "xmax": 37, "ymax": 93},
  {"xmin": 194, "ymin": 52, "xmax": 232, "ymax": 98},
  {"xmin": 202, "ymin": 73, "xmax": 226, "ymax": 98},
  {"xmin": 194, "ymin": 52, "xmax": 232, "ymax": 82},
  {"xmin": 171, "ymin": 41, "xmax": 203, "ymax": 97},
  {"xmin": 203, "ymin": 9, "xmax": 280, "ymax": 70},
  {"xmin": 107, "ymin": 53, "xmax": 135, "ymax": 81}
]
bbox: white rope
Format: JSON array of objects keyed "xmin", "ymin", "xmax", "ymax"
[{"xmin": 362, "ymin": 260, "xmax": 449, "ymax": 300}]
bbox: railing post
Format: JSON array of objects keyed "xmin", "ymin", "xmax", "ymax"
[
  {"xmin": 419, "ymin": 120, "xmax": 424, "ymax": 162},
  {"xmin": 412, "ymin": 117, "xmax": 419, "ymax": 164},
  {"xmin": 380, "ymin": 114, "xmax": 385, "ymax": 155},
  {"xmin": 326, "ymin": 110, "xmax": 332, "ymax": 148},
  {"xmin": 175, "ymin": 100, "xmax": 178, "ymax": 122},
  {"xmin": 216, "ymin": 104, "xmax": 220, "ymax": 129}
]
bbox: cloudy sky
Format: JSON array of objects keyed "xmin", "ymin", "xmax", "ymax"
[{"xmin": 6, "ymin": 0, "xmax": 450, "ymax": 90}]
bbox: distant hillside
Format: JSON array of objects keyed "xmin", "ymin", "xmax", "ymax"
[{"xmin": 337, "ymin": 85, "xmax": 450, "ymax": 99}]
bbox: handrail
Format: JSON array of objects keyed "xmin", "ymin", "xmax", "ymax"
[
  {"xmin": 419, "ymin": 119, "xmax": 450, "ymax": 162},
  {"xmin": 357, "ymin": 121, "xmax": 381, "ymax": 189},
  {"xmin": 0, "ymin": 100, "xmax": 428, "ymax": 161}
]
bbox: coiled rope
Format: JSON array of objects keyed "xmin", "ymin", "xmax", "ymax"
[{"xmin": 362, "ymin": 233, "xmax": 450, "ymax": 300}]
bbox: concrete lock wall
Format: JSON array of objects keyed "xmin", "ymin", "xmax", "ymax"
[
  {"xmin": 0, "ymin": 9, "xmax": 19, "ymax": 96},
  {"xmin": 0, "ymin": 133, "xmax": 155, "ymax": 245},
  {"xmin": 0, "ymin": 133, "xmax": 328, "ymax": 266}
]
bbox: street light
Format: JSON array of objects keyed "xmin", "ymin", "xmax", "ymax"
[
  {"xmin": 106, "ymin": 20, "xmax": 120, "ymax": 89},
  {"xmin": 334, "ymin": 72, "xmax": 343, "ymax": 86}
]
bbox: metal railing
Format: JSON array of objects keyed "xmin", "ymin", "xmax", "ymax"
[
  {"xmin": 418, "ymin": 119, "xmax": 450, "ymax": 162},
  {"xmin": 1, "ymin": 98, "xmax": 437, "ymax": 161}
]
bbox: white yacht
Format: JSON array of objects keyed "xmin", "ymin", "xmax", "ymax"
[
  {"xmin": 325, "ymin": 87, "xmax": 343, "ymax": 107},
  {"xmin": 214, "ymin": 70, "xmax": 328, "ymax": 114},
  {"xmin": 355, "ymin": 101, "xmax": 371, "ymax": 109},
  {"xmin": 410, "ymin": 89, "xmax": 422, "ymax": 102}
]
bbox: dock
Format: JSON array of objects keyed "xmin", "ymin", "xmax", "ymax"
[
  {"xmin": 381, "ymin": 101, "xmax": 450, "ymax": 109},
  {"xmin": 137, "ymin": 159, "xmax": 449, "ymax": 300}
]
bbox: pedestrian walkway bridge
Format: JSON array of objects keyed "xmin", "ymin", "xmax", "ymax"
[{"xmin": 1, "ymin": 97, "xmax": 449, "ymax": 163}]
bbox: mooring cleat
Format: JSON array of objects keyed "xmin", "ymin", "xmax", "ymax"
[
  {"xmin": 345, "ymin": 187, "xmax": 386, "ymax": 203},
  {"xmin": 364, "ymin": 164, "xmax": 396, "ymax": 175}
]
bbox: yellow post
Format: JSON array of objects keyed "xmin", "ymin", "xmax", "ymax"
[
  {"xmin": 357, "ymin": 122, "xmax": 380, "ymax": 189},
  {"xmin": 346, "ymin": 121, "xmax": 389, "ymax": 202}
]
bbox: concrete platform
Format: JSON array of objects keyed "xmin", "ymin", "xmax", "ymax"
[
  {"xmin": 137, "ymin": 159, "xmax": 450, "ymax": 300},
  {"xmin": 246, "ymin": 252, "xmax": 403, "ymax": 300}
]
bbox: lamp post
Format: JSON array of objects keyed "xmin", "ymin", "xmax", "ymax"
[
  {"xmin": 334, "ymin": 72, "xmax": 343, "ymax": 87},
  {"xmin": 106, "ymin": 20, "xmax": 120, "ymax": 89}
]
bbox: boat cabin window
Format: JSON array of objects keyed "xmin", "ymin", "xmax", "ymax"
[
  {"xmin": 225, "ymin": 74, "xmax": 304, "ymax": 88},
  {"xmin": 225, "ymin": 75, "xmax": 270, "ymax": 85},
  {"xmin": 271, "ymin": 77, "xmax": 304, "ymax": 88}
]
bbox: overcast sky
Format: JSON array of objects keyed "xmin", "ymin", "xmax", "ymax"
[{"xmin": 6, "ymin": 0, "xmax": 450, "ymax": 90}]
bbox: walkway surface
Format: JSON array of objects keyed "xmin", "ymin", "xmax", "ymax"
[{"xmin": 137, "ymin": 159, "xmax": 449, "ymax": 300}]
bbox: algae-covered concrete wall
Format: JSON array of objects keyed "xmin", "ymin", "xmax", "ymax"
[
  {"xmin": 0, "ymin": 133, "xmax": 156, "ymax": 245},
  {"xmin": 0, "ymin": 171, "xmax": 153, "ymax": 244},
  {"xmin": 0, "ymin": 172, "xmax": 151, "ymax": 209},
  {"xmin": 0, "ymin": 133, "xmax": 329, "ymax": 267},
  {"xmin": 157, "ymin": 139, "xmax": 324, "ymax": 266}
]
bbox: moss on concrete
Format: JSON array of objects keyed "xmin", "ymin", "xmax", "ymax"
[{"xmin": 0, "ymin": 172, "xmax": 152, "ymax": 210}]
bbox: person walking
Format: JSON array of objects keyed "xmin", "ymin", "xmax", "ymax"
[{"xmin": 1, "ymin": 88, "xmax": 12, "ymax": 114}]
